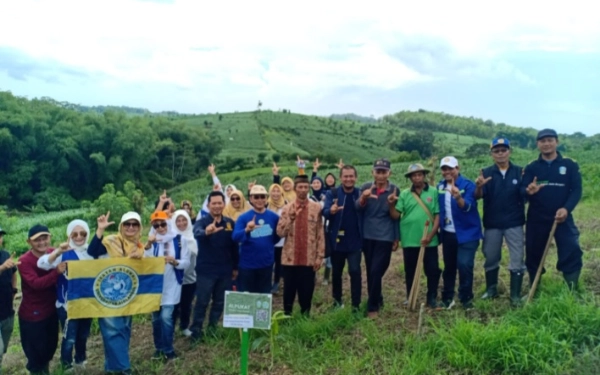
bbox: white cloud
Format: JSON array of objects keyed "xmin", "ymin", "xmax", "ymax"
[{"xmin": 0, "ymin": 0, "xmax": 598, "ymax": 103}]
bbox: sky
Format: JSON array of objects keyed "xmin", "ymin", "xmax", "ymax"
[{"xmin": 0, "ymin": 0, "xmax": 598, "ymax": 135}]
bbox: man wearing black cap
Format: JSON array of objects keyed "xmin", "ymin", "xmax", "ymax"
[
  {"xmin": 521, "ymin": 129, "xmax": 583, "ymax": 290},
  {"xmin": 18, "ymin": 225, "xmax": 64, "ymax": 374},
  {"xmin": 357, "ymin": 158, "xmax": 400, "ymax": 319},
  {"xmin": 475, "ymin": 138, "xmax": 526, "ymax": 306}
]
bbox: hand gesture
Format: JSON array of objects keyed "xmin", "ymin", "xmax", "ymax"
[
  {"xmin": 206, "ymin": 218, "xmax": 224, "ymax": 235},
  {"xmin": 58, "ymin": 242, "xmax": 70, "ymax": 253},
  {"xmin": 56, "ymin": 262, "xmax": 67, "ymax": 275},
  {"xmin": 392, "ymin": 240, "xmax": 399, "ymax": 252},
  {"xmin": 312, "ymin": 158, "xmax": 321, "ymax": 172},
  {"xmin": 147, "ymin": 234, "xmax": 156, "ymax": 244},
  {"xmin": 1, "ymin": 252, "xmax": 20, "ymax": 271},
  {"xmin": 336, "ymin": 158, "xmax": 344, "ymax": 170},
  {"xmin": 248, "ymin": 180, "xmax": 256, "ymax": 191},
  {"xmin": 245, "ymin": 215, "xmax": 259, "ymax": 233},
  {"xmin": 448, "ymin": 179, "xmax": 460, "ymax": 199},
  {"xmin": 330, "ymin": 199, "xmax": 343, "ymax": 215},
  {"xmin": 289, "ymin": 204, "xmax": 303, "ymax": 221},
  {"xmin": 97, "ymin": 212, "xmax": 115, "ymax": 231},
  {"xmin": 164, "ymin": 255, "xmax": 176, "ymax": 265},
  {"xmin": 212, "ymin": 183, "xmax": 221, "ymax": 192},
  {"xmin": 387, "ymin": 191, "xmax": 398, "ymax": 206},
  {"xmin": 272, "ymin": 162, "xmax": 279, "ymax": 175},
  {"xmin": 361, "ymin": 188, "xmax": 372, "ymax": 200},
  {"xmin": 129, "ymin": 250, "xmax": 143, "ymax": 259},
  {"xmin": 526, "ymin": 177, "xmax": 544, "ymax": 195},
  {"xmin": 475, "ymin": 169, "xmax": 492, "ymax": 188},
  {"xmin": 208, "ymin": 163, "xmax": 216, "ymax": 176},
  {"xmin": 555, "ymin": 208, "xmax": 568, "ymax": 223}
]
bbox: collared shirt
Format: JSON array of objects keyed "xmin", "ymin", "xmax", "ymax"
[
  {"xmin": 356, "ymin": 181, "xmax": 400, "ymax": 242},
  {"xmin": 480, "ymin": 162, "xmax": 525, "ymax": 229},
  {"xmin": 437, "ymin": 175, "xmax": 483, "ymax": 244}
]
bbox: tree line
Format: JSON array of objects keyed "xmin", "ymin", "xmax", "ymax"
[{"xmin": 0, "ymin": 91, "xmax": 221, "ymax": 211}]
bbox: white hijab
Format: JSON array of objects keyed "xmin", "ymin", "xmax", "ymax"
[
  {"xmin": 67, "ymin": 219, "xmax": 90, "ymax": 252},
  {"xmin": 173, "ymin": 209, "xmax": 198, "ymax": 255}
]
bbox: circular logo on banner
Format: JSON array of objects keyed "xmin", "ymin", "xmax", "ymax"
[{"xmin": 93, "ymin": 266, "xmax": 139, "ymax": 308}]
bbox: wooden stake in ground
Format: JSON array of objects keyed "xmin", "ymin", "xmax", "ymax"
[
  {"xmin": 526, "ymin": 220, "xmax": 558, "ymax": 305},
  {"xmin": 408, "ymin": 221, "xmax": 430, "ymax": 311}
]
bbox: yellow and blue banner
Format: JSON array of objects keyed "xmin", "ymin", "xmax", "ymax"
[{"xmin": 67, "ymin": 257, "xmax": 164, "ymax": 319}]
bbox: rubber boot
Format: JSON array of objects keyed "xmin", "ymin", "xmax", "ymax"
[
  {"xmin": 481, "ymin": 268, "xmax": 499, "ymax": 299},
  {"xmin": 510, "ymin": 271, "xmax": 524, "ymax": 307},
  {"xmin": 563, "ymin": 270, "xmax": 580, "ymax": 291}
]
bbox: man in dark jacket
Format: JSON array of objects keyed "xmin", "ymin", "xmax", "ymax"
[
  {"xmin": 323, "ymin": 165, "xmax": 362, "ymax": 311},
  {"xmin": 521, "ymin": 129, "xmax": 583, "ymax": 290},
  {"xmin": 475, "ymin": 138, "xmax": 526, "ymax": 306},
  {"xmin": 191, "ymin": 191, "xmax": 239, "ymax": 343}
]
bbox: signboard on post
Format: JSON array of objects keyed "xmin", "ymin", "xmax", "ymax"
[
  {"xmin": 224, "ymin": 291, "xmax": 272, "ymax": 330},
  {"xmin": 223, "ymin": 291, "xmax": 273, "ymax": 375}
]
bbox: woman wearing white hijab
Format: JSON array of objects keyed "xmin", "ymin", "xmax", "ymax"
[
  {"xmin": 37, "ymin": 219, "xmax": 96, "ymax": 370},
  {"xmin": 172, "ymin": 210, "xmax": 198, "ymax": 336}
]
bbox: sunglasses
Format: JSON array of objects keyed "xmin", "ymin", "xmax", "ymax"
[
  {"xmin": 123, "ymin": 221, "xmax": 140, "ymax": 228},
  {"xmin": 492, "ymin": 148, "xmax": 509, "ymax": 154},
  {"xmin": 230, "ymin": 197, "xmax": 241, "ymax": 201},
  {"xmin": 152, "ymin": 222, "xmax": 168, "ymax": 229},
  {"xmin": 252, "ymin": 195, "xmax": 267, "ymax": 200},
  {"xmin": 71, "ymin": 231, "xmax": 87, "ymax": 238}
]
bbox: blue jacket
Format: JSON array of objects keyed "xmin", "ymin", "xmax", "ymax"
[
  {"xmin": 323, "ymin": 186, "xmax": 363, "ymax": 252},
  {"xmin": 480, "ymin": 162, "xmax": 525, "ymax": 229},
  {"xmin": 437, "ymin": 175, "xmax": 482, "ymax": 244}
]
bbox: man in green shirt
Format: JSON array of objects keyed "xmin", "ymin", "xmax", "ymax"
[{"xmin": 390, "ymin": 163, "xmax": 442, "ymax": 309}]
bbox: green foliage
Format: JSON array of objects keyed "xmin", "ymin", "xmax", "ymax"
[
  {"xmin": 84, "ymin": 181, "xmax": 145, "ymax": 223},
  {"xmin": 0, "ymin": 91, "xmax": 221, "ymax": 210},
  {"xmin": 391, "ymin": 131, "xmax": 436, "ymax": 158},
  {"xmin": 465, "ymin": 143, "xmax": 492, "ymax": 158}
]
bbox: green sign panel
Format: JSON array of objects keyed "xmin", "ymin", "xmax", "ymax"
[{"xmin": 223, "ymin": 291, "xmax": 272, "ymax": 330}]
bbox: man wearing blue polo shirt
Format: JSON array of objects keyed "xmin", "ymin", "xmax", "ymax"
[
  {"xmin": 521, "ymin": 129, "xmax": 583, "ymax": 290},
  {"xmin": 475, "ymin": 138, "xmax": 526, "ymax": 306},
  {"xmin": 438, "ymin": 156, "xmax": 482, "ymax": 309}
]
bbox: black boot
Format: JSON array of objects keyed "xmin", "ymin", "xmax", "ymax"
[
  {"xmin": 510, "ymin": 271, "xmax": 524, "ymax": 307},
  {"xmin": 481, "ymin": 268, "xmax": 499, "ymax": 299},
  {"xmin": 563, "ymin": 270, "xmax": 580, "ymax": 291}
]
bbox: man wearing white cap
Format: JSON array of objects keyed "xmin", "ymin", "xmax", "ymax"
[{"xmin": 437, "ymin": 157, "xmax": 482, "ymax": 310}]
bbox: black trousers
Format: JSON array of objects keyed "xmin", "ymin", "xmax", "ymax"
[
  {"xmin": 362, "ymin": 239, "xmax": 393, "ymax": 312},
  {"xmin": 331, "ymin": 250, "xmax": 362, "ymax": 308},
  {"xmin": 273, "ymin": 246, "xmax": 283, "ymax": 285},
  {"xmin": 526, "ymin": 217, "xmax": 583, "ymax": 276},
  {"xmin": 403, "ymin": 247, "xmax": 441, "ymax": 300},
  {"xmin": 282, "ymin": 266, "xmax": 316, "ymax": 316},
  {"xmin": 20, "ymin": 313, "xmax": 59, "ymax": 374},
  {"xmin": 173, "ymin": 282, "xmax": 197, "ymax": 330}
]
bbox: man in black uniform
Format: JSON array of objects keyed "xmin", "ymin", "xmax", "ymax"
[
  {"xmin": 521, "ymin": 128, "xmax": 583, "ymax": 290},
  {"xmin": 475, "ymin": 137, "xmax": 526, "ymax": 305}
]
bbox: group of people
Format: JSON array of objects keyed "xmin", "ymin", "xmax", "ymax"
[{"xmin": 0, "ymin": 127, "xmax": 583, "ymax": 375}]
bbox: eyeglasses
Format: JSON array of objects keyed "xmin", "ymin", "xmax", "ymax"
[
  {"xmin": 492, "ymin": 148, "xmax": 509, "ymax": 154},
  {"xmin": 252, "ymin": 195, "xmax": 267, "ymax": 200},
  {"xmin": 123, "ymin": 221, "xmax": 140, "ymax": 228},
  {"xmin": 71, "ymin": 231, "xmax": 87, "ymax": 238},
  {"xmin": 230, "ymin": 197, "xmax": 241, "ymax": 201},
  {"xmin": 152, "ymin": 222, "xmax": 168, "ymax": 229}
]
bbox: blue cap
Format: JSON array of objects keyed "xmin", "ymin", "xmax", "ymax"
[{"xmin": 490, "ymin": 137, "xmax": 510, "ymax": 149}]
